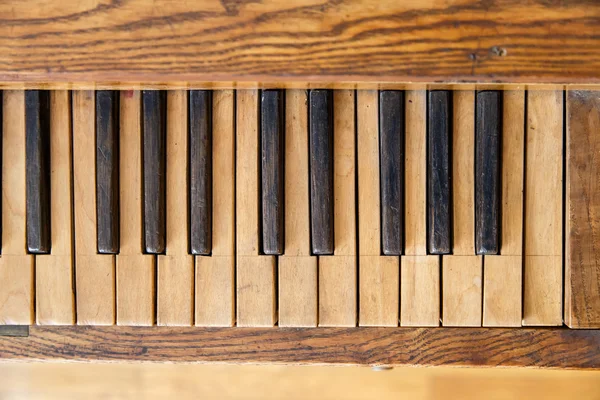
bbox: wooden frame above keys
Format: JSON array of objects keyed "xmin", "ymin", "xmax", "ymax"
[{"xmin": 0, "ymin": 0, "xmax": 599, "ymax": 86}]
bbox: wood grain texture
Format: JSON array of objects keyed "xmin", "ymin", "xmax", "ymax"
[
  {"xmin": 157, "ymin": 90, "xmax": 193, "ymax": 326},
  {"xmin": 73, "ymin": 90, "xmax": 115, "ymax": 325},
  {"xmin": 319, "ymin": 90, "xmax": 356, "ymax": 327},
  {"xmin": 566, "ymin": 90, "xmax": 600, "ymax": 328},
  {"xmin": 379, "ymin": 90, "xmax": 404, "ymax": 256},
  {"xmin": 357, "ymin": 90, "xmax": 398, "ymax": 327},
  {"xmin": 427, "ymin": 90, "xmax": 452, "ymax": 255},
  {"xmin": 0, "ymin": 91, "xmax": 34, "ymax": 324},
  {"xmin": 260, "ymin": 89, "xmax": 285, "ymax": 255},
  {"xmin": 236, "ymin": 90, "xmax": 276, "ymax": 327},
  {"xmin": 95, "ymin": 90, "xmax": 120, "ymax": 254},
  {"xmin": 279, "ymin": 89, "xmax": 317, "ymax": 327},
  {"xmin": 1, "ymin": 326, "xmax": 600, "ymax": 369},
  {"xmin": 189, "ymin": 90, "xmax": 212, "ymax": 256},
  {"xmin": 118, "ymin": 90, "xmax": 155, "ymax": 326},
  {"xmin": 309, "ymin": 89, "xmax": 334, "ymax": 255},
  {"xmin": 482, "ymin": 90, "xmax": 524, "ymax": 327},
  {"xmin": 0, "ymin": 1, "xmax": 599, "ymax": 85},
  {"xmin": 142, "ymin": 90, "xmax": 167, "ymax": 254},
  {"xmin": 475, "ymin": 90, "xmax": 501, "ymax": 255},
  {"xmin": 35, "ymin": 90, "xmax": 75, "ymax": 325},
  {"xmin": 25, "ymin": 90, "xmax": 51, "ymax": 254},
  {"xmin": 523, "ymin": 90, "xmax": 563, "ymax": 326},
  {"xmin": 195, "ymin": 90, "xmax": 235, "ymax": 327}
]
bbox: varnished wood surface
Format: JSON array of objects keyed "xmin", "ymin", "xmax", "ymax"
[
  {"xmin": 0, "ymin": 1, "xmax": 599, "ymax": 85},
  {"xmin": 0, "ymin": 326, "xmax": 599, "ymax": 369},
  {"xmin": 2, "ymin": 363, "xmax": 600, "ymax": 400},
  {"xmin": 566, "ymin": 90, "xmax": 600, "ymax": 329}
]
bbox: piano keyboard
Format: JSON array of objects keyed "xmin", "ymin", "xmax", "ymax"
[{"xmin": 0, "ymin": 89, "xmax": 567, "ymax": 327}]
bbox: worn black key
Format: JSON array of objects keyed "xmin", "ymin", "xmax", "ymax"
[
  {"xmin": 475, "ymin": 91, "xmax": 502, "ymax": 255},
  {"xmin": 427, "ymin": 90, "xmax": 452, "ymax": 254},
  {"xmin": 189, "ymin": 90, "xmax": 212, "ymax": 255},
  {"xmin": 25, "ymin": 90, "xmax": 51, "ymax": 254},
  {"xmin": 309, "ymin": 89, "xmax": 334, "ymax": 255},
  {"xmin": 379, "ymin": 91, "xmax": 404, "ymax": 256},
  {"xmin": 96, "ymin": 91, "xmax": 120, "ymax": 254},
  {"xmin": 260, "ymin": 90, "xmax": 285, "ymax": 255},
  {"xmin": 142, "ymin": 90, "xmax": 167, "ymax": 254}
]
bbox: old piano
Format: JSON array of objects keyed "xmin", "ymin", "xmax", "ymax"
[{"xmin": 0, "ymin": 0, "xmax": 599, "ymax": 369}]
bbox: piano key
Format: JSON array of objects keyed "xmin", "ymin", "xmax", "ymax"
[
  {"xmin": 260, "ymin": 89, "xmax": 285, "ymax": 255},
  {"xmin": 358, "ymin": 90, "xmax": 399, "ymax": 327},
  {"xmin": 483, "ymin": 90, "xmax": 524, "ymax": 327},
  {"xmin": 117, "ymin": 90, "xmax": 154, "ymax": 326},
  {"xmin": 443, "ymin": 91, "xmax": 482, "ymax": 327},
  {"xmin": 73, "ymin": 90, "xmax": 115, "ymax": 325},
  {"xmin": 475, "ymin": 91, "xmax": 502, "ymax": 255},
  {"xmin": 309, "ymin": 89, "xmax": 334, "ymax": 255},
  {"xmin": 401, "ymin": 90, "xmax": 439, "ymax": 327},
  {"xmin": 523, "ymin": 90, "xmax": 563, "ymax": 326},
  {"xmin": 157, "ymin": 91, "xmax": 193, "ymax": 326},
  {"xmin": 196, "ymin": 90, "xmax": 235, "ymax": 327},
  {"xmin": 379, "ymin": 90, "xmax": 404, "ymax": 256},
  {"xmin": 427, "ymin": 90, "xmax": 452, "ymax": 255},
  {"xmin": 96, "ymin": 90, "xmax": 120, "ymax": 254},
  {"xmin": 25, "ymin": 90, "xmax": 51, "ymax": 254},
  {"xmin": 279, "ymin": 89, "xmax": 317, "ymax": 327},
  {"xmin": 189, "ymin": 90, "xmax": 212, "ymax": 255},
  {"xmin": 0, "ymin": 91, "xmax": 35, "ymax": 324},
  {"xmin": 236, "ymin": 90, "xmax": 276, "ymax": 327},
  {"xmin": 142, "ymin": 90, "xmax": 167, "ymax": 254},
  {"xmin": 318, "ymin": 90, "xmax": 357, "ymax": 327},
  {"xmin": 36, "ymin": 90, "xmax": 75, "ymax": 325}
]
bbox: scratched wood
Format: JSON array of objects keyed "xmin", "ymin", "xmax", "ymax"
[
  {"xmin": 0, "ymin": 1, "xmax": 599, "ymax": 85},
  {"xmin": 566, "ymin": 90, "xmax": 600, "ymax": 329},
  {"xmin": 1, "ymin": 326, "xmax": 600, "ymax": 369}
]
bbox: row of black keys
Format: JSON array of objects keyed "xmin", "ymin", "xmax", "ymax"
[{"xmin": 16, "ymin": 89, "xmax": 500, "ymax": 256}]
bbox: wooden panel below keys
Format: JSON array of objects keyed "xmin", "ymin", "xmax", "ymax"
[
  {"xmin": 36, "ymin": 90, "xmax": 75, "ymax": 325},
  {"xmin": 157, "ymin": 91, "xmax": 193, "ymax": 326},
  {"xmin": 0, "ymin": 91, "xmax": 34, "ymax": 324},
  {"xmin": 523, "ymin": 90, "xmax": 563, "ymax": 326},
  {"xmin": 566, "ymin": 90, "xmax": 600, "ymax": 328},
  {"xmin": 117, "ymin": 90, "xmax": 154, "ymax": 326},
  {"xmin": 401, "ymin": 90, "xmax": 439, "ymax": 327},
  {"xmin": 319, "ymin": 90, "xmax": 357, "ymax": 327},
  {"xmin": 357, "ymin": 90, "xmax": 398, "ymax": 327},
  {"xmin": 483, "ymin": 90, "xmax": 524, "ymax": 327},
  {"xmin": 195, "ymin": 90, "xmax": 235, "ymax": 327},
  {"xmin": 279, "ymin": 90, "xmax": 317, "ymax": 327},
  {"xmin": 73, "ymin": 90, "xmax": 115, "ymax": 325},
  {"xmin": 236, "ymin": 90, "xmax": 276, "ymax": 327}
]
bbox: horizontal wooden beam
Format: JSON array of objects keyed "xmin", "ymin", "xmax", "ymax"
[
  {"xmin": 1, "ymin": 326, "xmax": 599, "ymax": 369},
  {"xmin": 0, "ymin": 0, "xmax": 599, "ymax": 86}
]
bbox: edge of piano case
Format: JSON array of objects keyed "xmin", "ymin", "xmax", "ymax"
[{"xmin": 0, "ymin": 326, "xmax": 599, "ymax": 369}]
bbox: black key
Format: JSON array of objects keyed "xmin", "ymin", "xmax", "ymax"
[
  {"xmin": 25, "ymin": 90, "xmax": 51, "ymax": 254},
  {"xmin": 309, "ymin": 89, "xmax": 334, "ymax": 255},
  {"xmin": 260, "ymin": 90, "xmax": 284, "ymax": 255},
  {"xmin": 475, "ymin": 91, "xmax": 502, "ymax": 255},
  {"xmin": 189, "ymin": 90, "xmax": 212, "ymax": 255},
  {"xmin": 96, "ymin": 91, "xmax": 120, "ymax": 254},
  {"xmin": 379, "ymin": 90, "xmax": 404, "ymax": 256},
  {"xmin": 427, "ymin": 90, "xmax": 452, "ymax": 255},
  {"xmin": 142, "ymin": 90, "xmax": 167, "ymax": 254}
]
